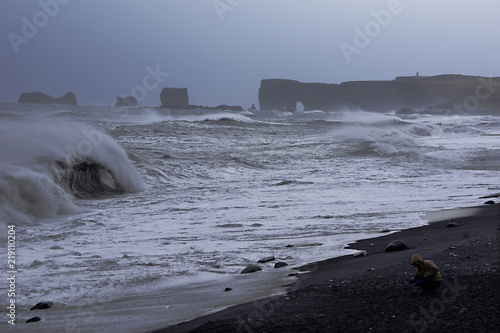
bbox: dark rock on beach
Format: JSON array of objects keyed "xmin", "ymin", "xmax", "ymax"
[
  {"xmin": 240, "ymin": 264, "xmax": 262, "ymax": 274},
  {"xmin": 274, "ymin": 262, "xmax": 288, "ymax": 268},
  {"xmin": 31, "ymin": 302, "xmax": 52, "ymax": 310},
  {"xmin": 385, "ymin": 239, "xmax": 408, "ymax": 252},
  {"xmin": 447, "ymin": 222, "xmax": 459, "ymax": 228},
  {"xmin": 484, "ymin": 200, "xmax": 495, "ymax": 205},
  {"xmin": 26, "ymin": 316, "xmax": 41, "ymax": 323},
  {"xmin": 258, "ymin": 256, "xmax": 275, "ymax": 263}
]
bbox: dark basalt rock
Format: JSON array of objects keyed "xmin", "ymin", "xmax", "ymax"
[
  {"xmin": 18, "ymin": 91, "xmax": 77, "ymax": 105},
  {"xmin": 241, "ymin": 264, "xmax": 262, "ymax": 274},
  {"xmin": 484, "ymin": 200, "xmax": 495, "ymax": 205},
  {"xmin": 26, "ymin": 316, "xmax": 41, "ymax": 323},
  {"xmin": 31, "ymin": 302, "xmax": 52, "ymax": 310},
  {"xmin": 160, "ymin": 87, "xmax": 189, "ymax": 108},
  {"xmin": 274, "ymin": 262, "xmax": 288, "ymax": 268},
  {"xmin": 258, "ymin": 256, "xmax": 275, "ymax": 263},
  {"xmin": 213, "ymin": 104, "xmax": 244, "ymax": 111},
  {"xmin": 385, "ymin": 240, "xmax": 408, "ymax": 252},
  {"xmin": 447, "ymin": 222, "xmax": 459, "ymax": 228}
]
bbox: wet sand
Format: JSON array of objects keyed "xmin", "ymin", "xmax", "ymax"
[{"xmin": 156, "ymin": 203, "xmax": 499, "ymax": 333}]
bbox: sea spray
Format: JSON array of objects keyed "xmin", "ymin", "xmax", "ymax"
[{"xmin": 0, "ymin": 119, "xmax": 144, "ymax": 224}]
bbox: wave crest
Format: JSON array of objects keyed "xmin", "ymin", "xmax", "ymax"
[{"xmin": 0, "ymin": 120, "xmax": 145, "ymax": 224}]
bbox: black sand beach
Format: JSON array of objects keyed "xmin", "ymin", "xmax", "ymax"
[{"xmin": 154, "ymin": 203, "xmax": 499, "ymax": 333}]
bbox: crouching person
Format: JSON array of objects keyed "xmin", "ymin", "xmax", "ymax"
[{"xmin": 409, "ymin": 253, "xmax": 442, "ymax": 293}]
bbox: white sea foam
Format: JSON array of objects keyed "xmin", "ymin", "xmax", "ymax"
[
  {"xmin": 0, "ymin": 119, "xmax": 144, "ymax": 224},
  {"xmin": 329, "ymin": 110, "xmax": 402, "ymax": 123},
  {"xmin": 177, "ymin": 112, "xmax": 254, "ymax": 123}
]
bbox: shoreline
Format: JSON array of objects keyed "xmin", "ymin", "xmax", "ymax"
[{"xmin": 156, "ymin": 203, "xmax": 499, "ymax": 332}]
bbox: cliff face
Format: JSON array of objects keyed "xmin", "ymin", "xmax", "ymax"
[
  {"xmin": 160, "ymin": 88, "xmax": 189, "ymax": 108},
  {"xmin": 259, "ymin": 75, "xmax": 500, "ymax": 113},
  {"xmin": 18, "ymin": 92, "xmax": 77, "ymax": 105}
]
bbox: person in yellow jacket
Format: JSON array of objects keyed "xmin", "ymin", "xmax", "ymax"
[{"xmin": 409, "ymin": 253, "xmax": 442, "ymax": 293}]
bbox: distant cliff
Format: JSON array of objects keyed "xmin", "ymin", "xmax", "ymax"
[
  {"xmin": 259, "ymin": 75, "xmax": 500, "ymax": 113},
  {"xmin": 18, "ymin": 92, "xmax": 77, "ymax": 105}
]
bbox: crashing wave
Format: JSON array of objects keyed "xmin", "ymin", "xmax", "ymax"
[{"xmin": 0, "ymin": 120, "xmax": 145, "ymax": 224}]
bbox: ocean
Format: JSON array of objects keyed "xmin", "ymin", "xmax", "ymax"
[{"xmin": 1, "ymin": 103, "xmax": 499, "ymax": 331}]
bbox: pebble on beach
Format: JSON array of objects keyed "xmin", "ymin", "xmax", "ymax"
[{"xmin": 447, "ymin": 222, "xmax": 459, "ymax": 228}]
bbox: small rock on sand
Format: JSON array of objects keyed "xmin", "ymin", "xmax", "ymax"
[
  {"xmin": 26, "ymin": 317, "xmax": 41, "ymax": 323},
  {"xmin": 274, "ymin": 262, "xmax": 288, "ymax": 268},
  {"xmin": 447, "ymin": 222, "xmax": 459, "ymax": 228},
  {"xmin": 31, "ymin": 302, "xmax": 52, "ymax": 310},
  {"xmin": 385, "ymin": 240, "xmax": 408, "ymax": 252},
  {"xmin": 241, "ymin": 264, "xmax": 262, "ymax": 274},
  {"xmin": 258, "ymin": 256, "xmax": 275, "ymax": 263}
]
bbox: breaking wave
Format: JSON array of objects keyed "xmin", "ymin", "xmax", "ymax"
[{"xmin": 0, "ymin": 120, "xmax": 145, "ymax": 224}]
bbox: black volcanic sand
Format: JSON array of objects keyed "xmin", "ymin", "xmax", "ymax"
[{"xmin": 153, "ymin": 204, "xmax": 499, "ymax": 333}]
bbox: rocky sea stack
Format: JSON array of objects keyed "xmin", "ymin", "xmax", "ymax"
[{"xmin": 18, "ymin": 91, "xmax": 77, "ymax": 105}]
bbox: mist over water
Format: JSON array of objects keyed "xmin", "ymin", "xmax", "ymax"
[{"xmin": 0, "ymin": 104, "xmax": 498, "ymax": 328}]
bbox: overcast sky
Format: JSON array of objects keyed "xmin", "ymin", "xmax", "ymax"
[{"xmin": 1, "ymin": 0, "xmax": 499, "ymax": 108}]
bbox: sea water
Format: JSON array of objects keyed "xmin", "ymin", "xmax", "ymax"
[{"xmin": 0, "ymin": 104, "xmax": 499, "ymax": 330}]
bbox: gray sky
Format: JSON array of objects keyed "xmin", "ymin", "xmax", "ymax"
[{"xmin": 1, "ymin": 0, "xmax": 499, "ymax": 108}]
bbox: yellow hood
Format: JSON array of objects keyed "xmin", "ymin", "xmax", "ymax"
[{"xmin": 411, "ymin": 254, "xmax": 423, "ymax": 265}]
